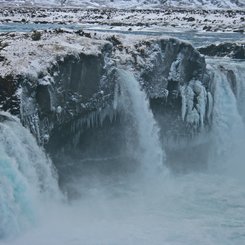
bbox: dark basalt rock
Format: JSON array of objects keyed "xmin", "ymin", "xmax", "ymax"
[
  {"xmin": 124, "ymin": 38, "xmax": 207, "ymax": 97},
  {"xmin": 0, "ymin": 75, "xmax": 20, "ymax": 115},
  {"xmin": 31, "ymin": 30, "xmax": 42, "ymax": 41},
  {"xmin": 20, "ymin": 50, "xmax": 114, "ymax": 144},
  {"xmin": 0, "ymin": 31, "xmax": 218, "ymax": 178},
  {"xmin": 0, "ymin": 56, "xmax": 5, "ymax": 62},
  {"xmin": 0, "ymin": 34, "xmax": 209, "ymax": 146},
  {"xmin": 198, "ymin": 42, "xmax": 245, "ymax": 59}
]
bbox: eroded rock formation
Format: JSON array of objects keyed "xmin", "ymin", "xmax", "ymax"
[
  {"xmin": 0, "ymin": 31, "xmax": 212, "ymax": 145},
  {"xmin": 198, "ymin": 42, "xmax": 245, "ymax": 59}
]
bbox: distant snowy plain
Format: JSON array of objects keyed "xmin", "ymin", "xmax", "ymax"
[{"xmin": 1, "ymin": 0, "xmax": 245, "ymax": 8}]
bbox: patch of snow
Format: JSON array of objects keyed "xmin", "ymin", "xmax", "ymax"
[{"xmin": 0, "ymin": 31, "xmax": 110, "ymax": 78}]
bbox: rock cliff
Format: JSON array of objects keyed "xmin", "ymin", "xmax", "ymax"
[{"xmin": 0, "ymin": 30, "xmax": 212, "ymax": 150}]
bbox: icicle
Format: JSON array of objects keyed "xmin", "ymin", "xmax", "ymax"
[
  {"xmin": 207, "ymin": 92, "xmax": 213, "ymax": 120},
  {"xmin": 73, "ymin": 105, "xmax": 117, "ymax": 134},
  {"xmin": 113, "ymin": 83, "xmax": 119, "ymax": 110},
  {"xmin": 180, "ymin": 79, "xmax": 208, "ymax": 129},
  {"xmin": 192, "ymin": 80, "xmax": 207, "ymax": 128},
  {"xmin": 168, "ymin": 53, "xmax": 184, "ymax": 82},
  {"xmin": 180, "ymin": 85, "xmax": 187, "ymax": 121}
]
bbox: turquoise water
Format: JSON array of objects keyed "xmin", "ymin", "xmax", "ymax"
[{"xmin": 0, "ymin": 114, "xmax": 60, "ymax": 240}]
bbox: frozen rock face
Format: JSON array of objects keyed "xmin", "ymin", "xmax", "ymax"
[
  {"xmin": 113, "ymin": 37, "xmax": 210, "ymax": 139},
  {"xmin": 0, "ymin": 31, "xmax": 113, "ymax": 144},
  {"xmin": 0, "ymin": 31, "xmax": 211, "ymax": 148},
  {"xmin": 21, "ymin": 51, "xmax": 113, "ymax": 144},
  {"xmin": 0, "ymin": 74, "xmax": 20, "ymax": 115}
]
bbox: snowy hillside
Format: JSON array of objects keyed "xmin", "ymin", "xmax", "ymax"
[
  {"xmin": 166, "ymin": 0, "xmax": 245, "ymax": 8},
  {"xmin": 1, "ymin": 0, "xmax": 245, "ymax": 8}
]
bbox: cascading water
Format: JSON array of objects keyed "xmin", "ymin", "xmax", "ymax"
[
  {"xmin": 233, "ymin": 62, "xmax": 245, "ymax": 122},
  {"xmin": 2, "ymin": 63, "xmax": 245, "ymax": 245},
  {"xmin": 208, "ymin": 61, "xmax": 245, "ymax": 177},
  {"xmin": 116, "ymin": 69, "xmax": 165, "ymax": 173},
  {"xmin": 0, "ymin": 112, "xmax": 60, "ymax": 239},
  {"xmin": 225, "ymin": 62, "xmax": 245, "ymax": 122}
]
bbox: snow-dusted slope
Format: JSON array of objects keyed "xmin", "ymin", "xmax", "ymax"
[
  {"xmin": 165, "ymin": 0, "xmax": 245, "ymax": 8},
  {"xmin": 1, "ymin": 0, "xmax": 245, "ymax": 8}
]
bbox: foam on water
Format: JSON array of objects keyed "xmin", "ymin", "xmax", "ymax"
[
  {"xmin": 116, "ymin": 69, "xmax": 165, "ymax": 173},
  {"xmin": 208, "ymin": 61, "xmax": 245, "ymax": 178},
  {"xmin": 0, "ymin": 112, "xmax": 60, "ymax": 239},
  {"xmin": 1, "ymin": 64, "xmax": 245, "ymax": 245},
  {"xmin": 3, "ymin": 172, "xmax": 245, "ymax": 245}
]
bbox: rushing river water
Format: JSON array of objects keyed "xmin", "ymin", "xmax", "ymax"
[
  {"xmin": 0, "ymin": 22, "xmax": 244, "ymax": 47},
  {"xmin": 0, "ymin": 24, "xmax": 245, "ymax": 245}
]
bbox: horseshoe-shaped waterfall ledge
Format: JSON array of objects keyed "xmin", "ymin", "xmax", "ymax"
[{"xmin": 0, "ymin": 30, "xmax": 245, "ymax": 190}]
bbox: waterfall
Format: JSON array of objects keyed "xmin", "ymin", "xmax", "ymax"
[
  {"xmin": 208, "ymin": 62, "xmax": 245, "ymax": 174},
  {"xmin": 0, "ymin": 112, "xmax": 61, "ymax": 239},
  {"xmin": 228, "ymin": 62, "xmax": 245, "ymax": 122},
  {"xmin": 116, "ymin": 69, "xmax": 165, "ymax": 173}
]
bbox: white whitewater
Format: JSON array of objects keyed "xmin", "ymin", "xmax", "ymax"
[
  {"xmin": 0, "ymin": 112, "xmax": 60, "ymax": 239},
  {"xmin": 208, "ymin": 61, "xmax": 245, "ymax": 176},
  {"xmin": 230, "ymin": 62, "xmax": 245, "ymax": 122},
  {"xmin": 116, "ymin": 69, "xmax": 165, "ymax": 173},
  {"xmin": 2, "ymin": 66, "xmax": 245, "ymax": 245}
]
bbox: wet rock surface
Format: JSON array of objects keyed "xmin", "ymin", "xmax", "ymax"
[
  {"xmin": 198, "ymin": 42, "xmax": 245, "ymax": 59},
  {"xmin": 0, "ymin": 30, "xmax": 211, "ymax": 146}
]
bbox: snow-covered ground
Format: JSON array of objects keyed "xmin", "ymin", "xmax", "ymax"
[
  {"xmin": 0, "ymin": 30, "xmax": 109, "ymax": 78},
  {"xmin": 1, "ymin": 0, "xmax": 245, "ymax": 9},
  {"xmin": 0, "ymin": 7, "xmax": 244, "ymax": 33},
  {"xmin": 165, "ymin": 0, "xmax": 245, "ymax": 8}
]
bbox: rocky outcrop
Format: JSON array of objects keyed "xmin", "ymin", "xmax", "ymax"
[
  {"xmin": 198, "ymin": 42, "xmax": 245, "ymax": 59},
  {"xmin": 0, "ymin": 30, "xmax": 212, "ymax": 148},
  {"xmin": 0, "ymin": 74, "xmax": 20, "ymax": 115},
  {"xmin": 113, "ymin": 36, "xmax": 210, "ymax": 138},
  {"xmin": 0, "ymin": 30, "xmax": 114, "ymax": 144},
  {"xmin": 20, "ymin": 51, "xmax": 113, "ymax": 144}
]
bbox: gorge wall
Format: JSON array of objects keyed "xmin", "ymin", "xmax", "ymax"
[{"xmin": 1, "ymin": 30, "xmax": 244, "ymax": 175}]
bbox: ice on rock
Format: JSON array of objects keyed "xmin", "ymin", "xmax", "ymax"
[
  {"xmin": 70, "ymin": 106, "xmax": 118, "ymax": 138},
  {"xmin": 184, "ymin": 85, "xmax": 199, "ymax": 125},
  {"xmin": 168, "ymin": 53, "xmax": 184, "ymax": 82},
  {"xmin": 180, "ymin": 86, "xmax": 187, "ymax": 121},
  {"xmin": 180, "ymin": 80, "xmax": 208, "ymax": 128},
  {"xmin": 56, "ymin": 106, "xmax": 62, "ymax": 114},
  {"xmin": 191, "ymin": 80, "xmax": 207, "ymax": 127},
  {"xmin": 38, "ymin": 75, "xmax": 54, "ymax": 86}
]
